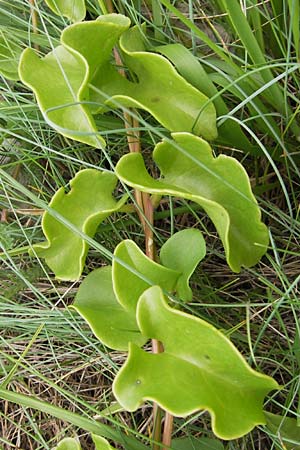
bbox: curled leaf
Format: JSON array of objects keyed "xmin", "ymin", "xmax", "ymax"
[
  {"xmin": 34, "ymin": 169, "xmax": 126, "ymax": 280},
  {"xmin": 160, "ymin": 229, "xmax": 206, "ymax": 301},
  {"xmin": 19, "ymin": 15, "xmax": 130, "ymax": 148},
  {"xmin": 19, "ymin": 15, "xmax": 217, "ymax": 147},
  {"xmin": 113, "ymin": 286, "xmax": 279, "ymax": 440},
  {"xmin": 53, "ymin": 435, "xmax": 116, "ymax": 450},
  {"xmin": 71, "ymin": 266, "xmax": 146, "ymax": 351},
  {"xmin": 44, "ymin": 0, "xmax": 86, "ymax": 22},
  {"xmin": 116, "ymin": 132, "xmax": 269, "ymax": 272},
  {"xmin": 112, "ymin": 240, "xmax": 180, "ymax": 312},
  {"xmin": 91, "ymin": 23, "xmax": 217, "ymax": 140},
  {"xmin": 156, "ymin": 42, "xmax": 256, "ymax": 154}
]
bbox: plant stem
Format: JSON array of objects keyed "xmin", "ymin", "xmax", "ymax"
[
  {"xmin": 162, "ymin": 412, "xmax": 173, "ymax": 450},
  {"xmin": 104, "ymin": 4, "xmax": 172, "ymax": 447},
  {"xmin": 29, "ymin": 0, "xmax": 39, "ymax": 50}
]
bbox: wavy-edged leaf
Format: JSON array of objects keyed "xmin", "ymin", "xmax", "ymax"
[
  {"xmin": 18, "ymin": 15, "xmax": 130, "ymax": 148},
  {"xmin": 116, "ymin": 132, "xmax": 269, "ymax": 272},
  {"xmin": 90, "ymin": 23, "xmax": 217, "ymax": 141},
  {"xmin": 55, "ymin": 437, "xmax": 81, "ymax": 450},
  {"xmin": 53, "ymin": 435, "xmax": 116, "ymax": 450},
  {"xmin": 113, "ymin": 286, "xmax": 278, "ymax": 440},
  {"xmin": 61, "ymin": 14, "xmax": 130, "ymax": 91},
  {"xmin": 112, "ymin": 240, "xmax": 179, "ymax": 312},
  {"xmin": 155, "ymin": 43, "xmax": 256, "ymax": 153},
  {"xmin": 160, "ymin": 229, "xmax": 206, "ymax": 301},
  {"xmin": 44, "ymin": 0, "xmax": 86, "ymax": 22},
  {"xmin": 71, "ymin": 266, "xmax": 146, "ymax": 351},
  {"xmin": 34, "ymin": 169, "xmax": 126, "ymax": 280},
  {"xmin": 0, "ymin": 32, "xmax": 22, "ymax": 80},
  {"xmin": 19, "ymin": 15, "xmax": 217, "ymax": 144},
  {"xmin": 92, "ymin": 435, "xmax": 116, "ymax": 450},
  {"xmin": 265, "ymin": 412, "xmax": 300, "ymax": 450},
  {"xmin": 19, "ymin": 44, "xmax": 102, "ymax": 148}
]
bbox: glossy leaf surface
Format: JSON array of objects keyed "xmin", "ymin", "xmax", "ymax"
[
  {"xmin": 91, "ymin": 23, "xmax": 217, "ymax": 140},
  {"xmin": 19, "ymin": 15, "xmax": 130, "ymax": 148},
  {"xmin": 113, "ymin": 286, "xmax": 278, "ymax": 440},
  {"xmin": 160, "ymin": 229, "xmax": 206, "ymax": 301},
  {"xmin": 156, "ymin": 43, "xmax": 256, "ymax": 154},
  {"xmin": 71, "ymin": 266, "xmax": 146, "ymax": 351},
  {"xmin": 19, "ymin": 43, "xmax": 102, "ymax": 147},
  {"xmin": 34, "ymin": 169, "xmax": 126, "ymax": 280},
  {"xmin": 44, "ymin": 0, "xmax": 86, "ymax": 22},
  {"xmin": 116, "ymin": 132, "xmax": 269, "ymax": 272},
  {"xmin": 112, "ymin": 240, "xmax": 180, "ymax": 312},
  {"xmin": 19, "ymin": 15, "xmax": 217, "ymax": 146}
]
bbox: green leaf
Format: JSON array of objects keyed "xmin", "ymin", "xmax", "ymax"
[
  {"xmin": 265, "ymin": 412, "xmax": 300, "ymax": 449},
  {"xmin": 92, "ymin": 435, "xmax": 116, "ymax": 450},
  {"xmin": 19, "ymin": 44, "xmax": 103, "ymax": 148},
  {"xmin": 112, "ymin": 240, "xmax": 180, "ymax": 312},
  {"xmin": 71, "ymin": 266, "xmax": 146, "ymax": 350},
  {"xmin": 171, "ymin": 436, "xmax": 224, "ymax": 450},
  {"xmin": 160, "ymin": 229, "xmax": 206, "ymax": 301},
  {"xmin": 116, "ymin": 132, "xmax": 269, "ymax": 272},
  {"xmin": 19, "ymin": 15, "xmax": 130, "ymax": 148},
  {"xmin": 33, "ymin": 169, "xmax": 126, "ymax": 280},
  {"xmin": 54, "ymin": 437, "xmax": 81, "ymax": 450},
  {"xmin": 44, "ymin": 0, "xmax": 86, "ymax": 22},
  {"xmin": 19, "ymin": 15, "xmax": 217, "ymax": 146},
  {"xmin": 90, "ymin": 23, "xmax": 217, "ymax": 141},
  {"xmin": 53, "ymin": 435, "xmax": 116, "ymax": 450},
  {"xmin": 155, "ymin": 43, "xmax": 255, "ymax": 153},
  {"xmin": 0, "ymin": 32, "xmax": 22, "ymax": 80},
  {"xmin": 113, "ymin": 286, "xmax": 278, "ymax": 440}
]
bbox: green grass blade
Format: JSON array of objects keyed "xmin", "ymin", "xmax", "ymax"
[
  {"xmin": 288, "ymin": 0, "xmax": 300, "ymax": 59},
  {"xmin": 0, "ymin": 389, "xmax": 147, "ymax": 450}
]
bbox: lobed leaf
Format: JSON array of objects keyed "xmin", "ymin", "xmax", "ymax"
[
  {"xmin": 160, "ymin": 229, "xmax": 206, "ymax": 301},
  {"xmin": 19, "ymin": 15, "xmax": 130, "ymax": 148},
  {"xmin": 116, "ymin": 132, "xmax": 269, "ymax": 272},
  {"xmin": 113, "ymin": 286, "xmax": 279, "ymax": 440},
  {"xmin": 53, "ymin": 435, "xmax": 116, "ymax": 450},
  {"xmin": 90, "ymin": 23, "xmax": 217, "ymax": 140},
  {"xmin": 19, "ymin": 15, "xmax": 217, "ymax": 146},
  {"xmin": 155, "ymin": 43, "xmax": 255, "ymax": 153},
  {"xmin": 112, "ymin": 240, "xmax": 180, "ymax": 312},
  {"xmin": 34, "ymin": 169, "xmax": 126, "ymax": 280},
  {"xmin": 71, "ymin": 234, "xmax": 205, "ymax": 350},
  {"xmin": 71, "ymin": 266, "xmax": 146, "ymax": 351},
  {"xmin": 44, "ymin": 0, "xmax": 86, "ymax": 22}
]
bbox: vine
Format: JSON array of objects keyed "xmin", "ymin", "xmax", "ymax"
[{"xmin": 0, "ymin": 6, "xmax": 284, "ymax": 450}]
